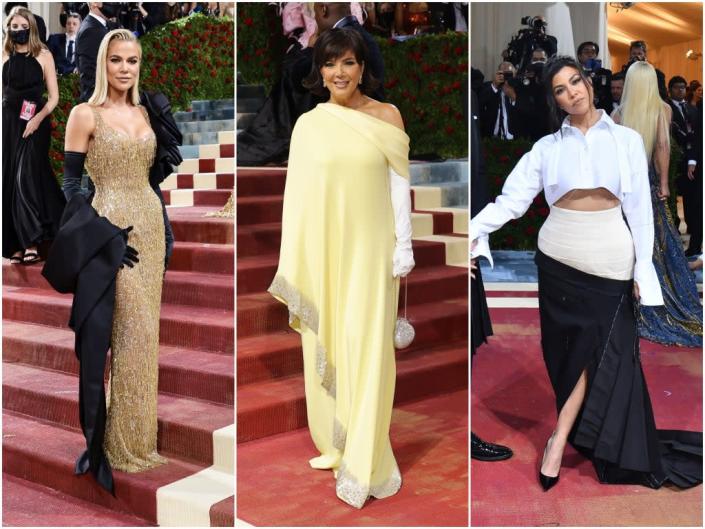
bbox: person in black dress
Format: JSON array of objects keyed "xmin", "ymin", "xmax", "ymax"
[{"xmin": 2, "ymin": 6, "xmax": 65, "ymax": 264}]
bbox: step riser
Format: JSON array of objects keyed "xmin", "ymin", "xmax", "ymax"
[
  {"xmin": 237, "ymin": 343, "xmax": 301, "ymax": 387},
  {"xmin": 176, "ymin": 173, "xmax": 234, "ymax": 190},
  {"xmin": 236, "ymin": 173, "xmax": 286, "ymax": 197},
  {"xmin": 2, "ymin": 266, "xmax": 233, "ymax": 311},
  {"xmin": 236, "ymin": 355, "xmax": 468, "ymax": 443},
  {"xmin": 163, "ymin": 190, "xmax": 233, "ymax": 209},
  {"xmin": 237, "ymin": 297, "xmax": 468, "ymax": 341},
  {"xmin": 237, "ymin": 199, "xmax": 283, "ymax": 226},
  {"xmin": 171, "ymin": 220, "xmax": 234, "ymax": 244},
  {"xmin": 170, "ymin": 244, "xmax": 233, "ymax": 275},
  {"xmin": 3, "ymin": 298, "xmax": 233, "ymax": 354},
  {"xmin": 3, "ymin": 386, "xmax": 215, "ymax": 465},
  {"xmin": 3, "ymin": 337, "xmax": 233, "ymax": 405}
]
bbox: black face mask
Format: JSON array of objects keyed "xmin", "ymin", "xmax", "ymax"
[
  {"xmin": 9, "ymin": 29, "xmax": 30, "ymax": 45},
  {"xmin": 100, "ymin": 3, "xmax": 120, "ymax": 18}
]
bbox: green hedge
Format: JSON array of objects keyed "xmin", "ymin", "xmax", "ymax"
[
  {"xmin": 483, "ymin": 137, "xmax": 684, "ymax": 250},
  {"xmin": 49, "ymin": 14, "xmax": 234, "ymax": 182},
  {"xmin": 236, "ymin": 3, "xmax": 468, "ymax": 159}
]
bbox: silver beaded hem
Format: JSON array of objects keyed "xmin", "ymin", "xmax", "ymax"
[
  {"xmin": 336, "ymin": 462, "xmax": 402, "ymax": 509},
  {"xmin": 268, "ymin": 275, "xmax": 336, "ymax": 398}
]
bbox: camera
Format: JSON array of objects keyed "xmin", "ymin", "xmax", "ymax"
[{"xmin": 520, "ymin": 16, "xmax": 547, "ymax": 31}]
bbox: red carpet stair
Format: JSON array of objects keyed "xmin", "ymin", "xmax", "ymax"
[
  {"xmin": 237, "ymin": 166, "xmax": 468, "ymax": 525},
  {"xmin": 2, "ymin": 122, "xmax": 234, "ymax": 526}
]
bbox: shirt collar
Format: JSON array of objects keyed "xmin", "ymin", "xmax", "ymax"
[
  {"xmin": 560, "ymin": 109, "xmax": 614, "ymax": 133},
  {"xmin": 88, "ymin": 12, "xmax": 108, "ymax": 27},
  {"xmin": 333, "ymin": 15, "xmax": 358, "ymax": 29}
]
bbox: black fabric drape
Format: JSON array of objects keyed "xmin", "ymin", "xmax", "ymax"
[
  {"xmin": 42, "ymin": 194, "xmax": 129, "ymax": 494},
  {"xmin": 536, "ymin": 249, "xmax": 702, "ymax": 489}
]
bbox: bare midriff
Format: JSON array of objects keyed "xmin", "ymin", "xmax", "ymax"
[{"xmin": 553, "ymin": 187, "xmax": 620, "ymax": 211}]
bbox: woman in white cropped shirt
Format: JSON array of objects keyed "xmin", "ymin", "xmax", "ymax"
[{"xmin": 471, "ymin": 56, "xmax": 702, "ymax": 491}]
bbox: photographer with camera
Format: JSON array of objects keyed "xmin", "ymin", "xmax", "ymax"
[
  {"xmin": 509, "ymin": 47, "xmax": 552, "ymax": 140},
  {"xmin": 622, "ymin": 40, "xmax": 668, "ymax": 101},
  {"xmin": 576, "ymin": 41, "xmax": 612, "ymax": 112},
  {"xmin": 478, "ymin": 61, "xmax": 519, "ymax": 139}
]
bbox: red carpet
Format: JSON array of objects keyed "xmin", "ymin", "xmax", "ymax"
[
  {"xmin": 238, "ymin": 390, "xmax": 468, "ymax": 526},
  {"xmin": 3, "ymin": 145, "xmax": 234, "ymax": 525},
  {"xmin": 236, "ymin": 167, "xmax": 468, "ymax": 524},
  {"xmin": 471, "ymin": 298, "xmax": 703, "ymax": 526}
]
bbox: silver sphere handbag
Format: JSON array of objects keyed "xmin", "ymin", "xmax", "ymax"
[{"xmin": 394, "ymin": 277, "xmax": 415, "ymax": 349}]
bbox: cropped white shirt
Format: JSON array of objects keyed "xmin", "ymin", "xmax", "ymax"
[{"xmin": 470, "ymin": 110, "xmax": 664, "ymax": 306}]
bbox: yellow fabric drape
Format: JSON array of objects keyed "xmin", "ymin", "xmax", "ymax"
[{"xmin": 268, "ymin": 102, "xmax": 410, "ymax": 508}]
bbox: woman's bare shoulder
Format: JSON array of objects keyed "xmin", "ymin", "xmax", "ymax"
[{"xmin": 364, "ymin": 99, "xmax": 404, "ymax": 131}]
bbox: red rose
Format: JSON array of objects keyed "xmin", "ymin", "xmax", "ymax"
[
  {"xmin": 538, "ymin": 207, "xmax": 550, "ymax": 217},
  {"xmin": 445, "ymin": 125, "xmax": 455, "ymax": 135},
  {"xmin": 504, "ymin": 235, "xmax": 514, "ymax": 246},
  {"xmin": 210, "ymin": 69, "xmax": 217, "ymax": 77},
  {"xmin": 255, "ymin": 48, "xmax": 264, "ymax": 56},
  {"xmin": 494, "ymin": 176, "xmax": 502, "ymax": 186},
  {"xmin": 452, "ymin": 80, "xmax": 461, "ymax": 90},
  {"xmin": 150, "ymin": 67, "xmax": 158, "ymax": 78},
  {"xmin": 526, "ymin": 225, "xmax": 538, "ymax": 236},
  {"xmin": 244, "ymin": 17, "xmax": 253, "ymax": 26},
  {"xmin": 455, "ymin": 46, "xmax": 464, "ymax": 56},
  {"xmin": 526, "ymin": 209, "xmax": 535, "ymax": 218},
  {"xmin": 514, "ymin": 148, "xmax": 525, "ymax": 156},
  {"xmin": 499, "ymin": 155, "xmax": 510, "ymax": 163},
  {"xmin": 441, "ymin": 105, "xmax": 450, "ymax": 114}
]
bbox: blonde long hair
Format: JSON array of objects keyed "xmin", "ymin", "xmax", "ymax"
[
  {"xmin": 3, "ymin": 6, "xmax": 45, "ymax": 57},
  {"xmin": 619, "ymin": 61, "xmax": 670, "ymax": 157},
  {"xmin": 88, "ymin": 29, "xmax": 142, "ymax": 106}
]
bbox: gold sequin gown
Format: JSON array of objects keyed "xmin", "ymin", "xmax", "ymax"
[{"xmin": 85, "ymin": 105, "xmax": 167, "ymax": 472}]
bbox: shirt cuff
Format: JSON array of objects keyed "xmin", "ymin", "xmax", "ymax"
[
  {"xmin": 634, "ymin": 259, "xmax": 664, "ymax": 306},
  {"xmin": 471, "ymin": 235, "xmax": 493, "ymax": 268},
  {"xmin": 688, "ymin": 159, "xmax": 697, "ymax": 166}
]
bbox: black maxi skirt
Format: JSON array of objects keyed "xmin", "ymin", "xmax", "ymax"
[
  {"xmin": 471, "ymin": 265, "xmax": 493, "ymax": 357},
  {"xmin": 535, "ymin": 249, "xmax": 702, "ymax": 489}
]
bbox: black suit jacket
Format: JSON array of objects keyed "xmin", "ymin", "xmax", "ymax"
[
  {"xmin": 48, "ymin": 33, "xmax": 77, "ymax": 75},
  {"xmin": 336, "ymin": 16, "xmax": 385, "ymax": 101},
  {"xmin": 470, "ymin": 91, "xmax": 488, "ymax": 217},
  {"xmin": 478, "ymin": 81, "xmax": 518, "ymax": 138},
  {"xmin": 669, "ymin": 98, "xmax": 697, "ymax": 151},
  {"xmin": 76, "ymin": 16, "xmax": 108, "ymax": 101}
]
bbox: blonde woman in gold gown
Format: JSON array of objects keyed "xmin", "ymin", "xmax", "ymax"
[
  {"xmin": 63, "ymin": 29, "xmax": 166, "ymax": 484},
  {"xmin": 269, "ymin": 28, "xmax": 414, "ymax": 508}
]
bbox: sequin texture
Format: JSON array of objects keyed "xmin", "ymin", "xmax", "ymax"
[{"xmin": 86, "ymin": 105, "xmax": 167, "ymax": 472}]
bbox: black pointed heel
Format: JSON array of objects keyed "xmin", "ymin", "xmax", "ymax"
[
  {"xmin": 539, "ymin": 434, "xmax": 561, "ymax": 491},
  {"xmin": 539, "ymin": 471, "xmax": 560, "ymax": 491}
]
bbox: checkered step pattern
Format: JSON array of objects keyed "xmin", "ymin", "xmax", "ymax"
[{"xmin": 162, "ymin": 130, "xmax": 234, "ymax": 208}]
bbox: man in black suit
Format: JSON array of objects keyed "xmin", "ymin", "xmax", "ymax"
[
  {"xmin": 48, "ymin": 12, "xmax": 80, "ymax": 75},
  {"xmin": 668, "ymin": 75, "xmax": 699, "ymax": 245},
  {"xmin": 76, "ymin": 3, "xmax": 121, "ymax": 102},
  {"xmin": 576, "ymin": 41, "xmax": 612, "ymax": 112},
  {"xmin": 478, "ymin": 62, "xmax": 519, "ymax": 139},
  {"xmin": 313, "ymin": 2, "xmax": 385, "ymax": 101},
  {"xmin": 684, "ymin": 100, "xmax": 703, "ymax": 256},
  {"xmin": 470, "ymin": 90, "xmax": 513, "ymax": 462}
]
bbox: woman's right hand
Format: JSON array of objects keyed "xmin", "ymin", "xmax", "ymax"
[
  {"xmin": 393, "ymin": 246, "xmax": 414, "ymax": 278},
  {"xmin": 657, "ymin": 183, "xmax": 670, "ymax": 200},
  {"xmin": 22, "ymin": 115, "xmax": 42, "ymax": 138}
]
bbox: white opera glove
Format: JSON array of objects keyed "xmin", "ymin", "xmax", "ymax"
[{"xmin": 390, "ymin": 166, "xmax": 415, "ymax": 278}]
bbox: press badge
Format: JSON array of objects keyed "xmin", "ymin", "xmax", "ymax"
[{"xmin": 20, "ymin": 100, "xmax": 36, "ymax": 121}]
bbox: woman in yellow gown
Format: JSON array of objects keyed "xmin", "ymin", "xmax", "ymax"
[{"xmin": 269, "ymin": 28, "xmax": 414, "ymax": 508}]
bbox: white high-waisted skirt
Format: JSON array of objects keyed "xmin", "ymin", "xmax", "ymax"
[{"xmin": 537, "ymin": 204, "xmax": 635, "ymax": 280}]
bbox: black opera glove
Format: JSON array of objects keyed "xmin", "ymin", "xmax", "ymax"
[
  {"xmin": 63, "ymin": 151, "xmax": 87, "ymax": 201},
  {"xmin": 120, "ymin": 226, "xmax": 140, "ymax": 269}
]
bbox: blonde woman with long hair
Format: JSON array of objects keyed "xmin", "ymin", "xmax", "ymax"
[
  {"xmin": 613, "ymin": 60, "xmax": 702, "ymax": 347},
  {"xmin": 2, "ymin": 6, "xmax": 65, "ymax": 264},
  {"xmin": 60, "ymin": 28, "xmax": 168, "ymax": 492}
]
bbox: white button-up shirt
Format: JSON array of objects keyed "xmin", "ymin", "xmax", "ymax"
[{"xmin": 471, "ymin": 110, "xmax": 663, "ymax": 305}]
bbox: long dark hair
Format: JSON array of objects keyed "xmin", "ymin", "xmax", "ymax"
[
  {"xmin": 302, "ymin": 28, "xmax": 380, "ymax": 97},
  {"xmin": 541, "ymin": 55, "xmax": 594, "ymax": 132}
]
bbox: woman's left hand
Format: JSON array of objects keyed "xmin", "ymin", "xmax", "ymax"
[
  {"xmin": 22, "ymin": 115, "xmax": 42, "ymax": 138},
  {"xmin": 470, "ymin": 258, "xmax": 477, "ymax": 279},
  {"xmin": 633, "ymin": 281, "xmax": 640, "ymax": 300},
  {"xmin": 657, "ymin": 184, "xmax": 670, "ymax": 201}
]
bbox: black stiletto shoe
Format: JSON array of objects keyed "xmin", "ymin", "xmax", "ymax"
[{"xmin": 539, "ymin": 436, "xmax": 560, "ymax": 491}]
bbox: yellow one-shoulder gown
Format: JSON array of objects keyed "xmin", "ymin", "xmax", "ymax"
[{"xmin": 269, "ymin": 102, "xmax": 411, "ymax": 508}]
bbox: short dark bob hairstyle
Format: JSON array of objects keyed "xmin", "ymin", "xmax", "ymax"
[
  {"xmin": 541, "ymin": 55, "xmax": 594, "ymax": 132},
  {"xmin": 302, "ymin": 28, "xmax": 380, "ymax": 97}
]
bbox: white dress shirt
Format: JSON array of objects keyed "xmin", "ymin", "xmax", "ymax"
[{"xmin": 470, "ymin": 110, "xmax": 664, "ymax": 306}]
